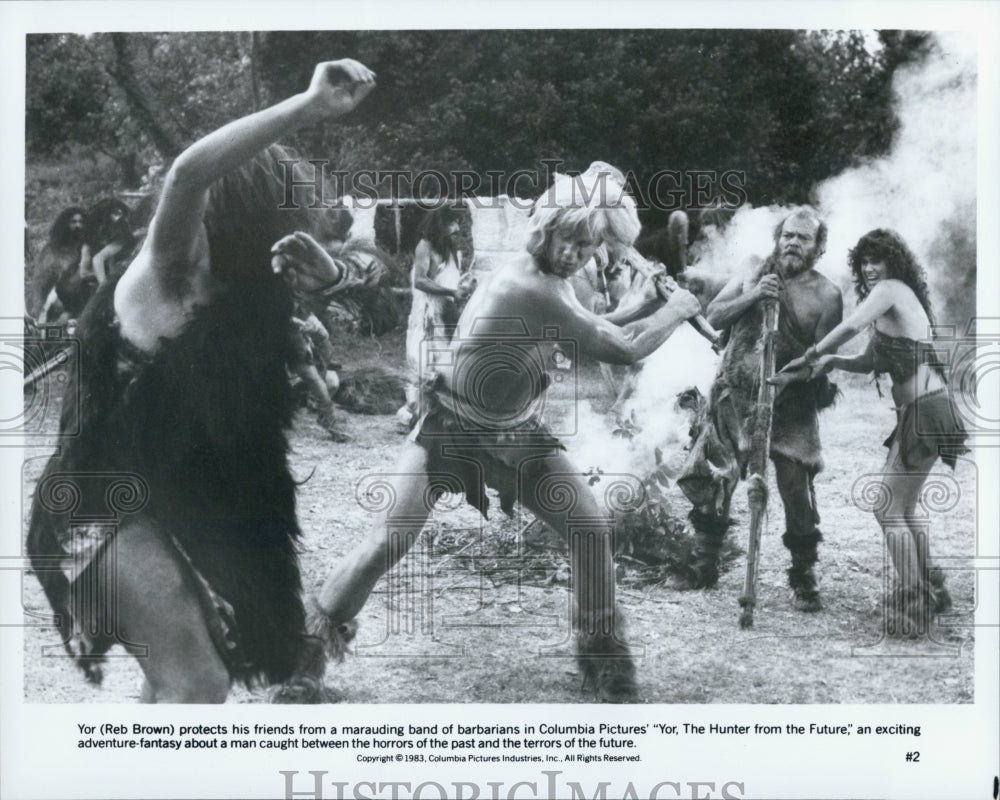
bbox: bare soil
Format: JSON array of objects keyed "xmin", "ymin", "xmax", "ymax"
[{"xmin": 20, "ymin": 330, "xmax": 976, "ymax": 704}]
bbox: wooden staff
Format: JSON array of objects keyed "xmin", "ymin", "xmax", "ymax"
[
  {"xmin": 624, "ymin": 250, "xmax": 723, "ymax": 353},
  {"xmin": 738, "ymin": 297, "xmax": 780, "ymax": 628}
]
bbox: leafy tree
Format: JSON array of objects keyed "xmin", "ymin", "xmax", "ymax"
[
  {"xmin": 27, "ymin": 32, "xmax": 259, "ymax": 185},
  {"xmin": 28, "ymin": 29, "xmax": 936, "ymax": 216}
]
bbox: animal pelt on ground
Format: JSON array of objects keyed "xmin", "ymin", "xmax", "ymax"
[
  {"xmin": 333, "ymin": 367, "xmax": 408, "ymax": 415},
  {"xmin": 27, "ymin": 275, "xmax": 308, "ymax": 687}
]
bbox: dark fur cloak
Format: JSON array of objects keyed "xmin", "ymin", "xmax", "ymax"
[
  {"xmin": 28, "ymin": 276, "xmax": 307, "ymax": 687},
  {"xmin": 712, "ymin": 256, "xmax": 836, "ymax": 473}
]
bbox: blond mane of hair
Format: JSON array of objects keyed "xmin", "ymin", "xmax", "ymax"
[{"xmin": 526, "ymin": 161, "xmax": 641, "ymax": 267}]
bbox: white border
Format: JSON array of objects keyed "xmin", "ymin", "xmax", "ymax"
[{"xmin": 2, "ymin": 3, "xmax": 997, "ymax": 799}]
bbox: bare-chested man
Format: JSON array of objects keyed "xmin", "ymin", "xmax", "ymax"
[
  {"xmin": 678, "ymin": 207, "xmax": 843, "ymax": 611},
  {"xmin": 305, "ymin": 170, "xmax": 702, "ymax": 701}
]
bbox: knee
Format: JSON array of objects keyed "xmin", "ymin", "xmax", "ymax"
[
  {"xmin": 186, "ymin": 663, "xmax": 230, "ymax": 703},
  {"xmin": 873, "ymin": 491, "xmax": 908, "ymax": 527},
  {"xmin": 146, "ymin": 657, "xmax": 230, "ymax": 704},
  {"xmin": 873, "ymin": 505, "xmax": 888, "ymax": 527}
]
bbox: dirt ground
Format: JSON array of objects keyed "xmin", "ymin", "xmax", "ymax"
[{"xmin": 20, "ymin": 329, "xmax": 977, "ymax": 704}]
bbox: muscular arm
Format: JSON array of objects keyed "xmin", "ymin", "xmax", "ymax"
[
  {"xmin": 601, "ymin": 274, "xmax": 662, "ymax": 326},
  {"xmin": 272, "ymin": 231, "xmax": 383, "ymax": 294},
  {"xmin": 705, "ymin": 258, "xmax": 771, "ymax": 329},
  {"xmin": 544, "ymin": 281, "xmax": 700, "ymax": 366},
  {"xmin": 144, "ymin": 60, "xmax": 375, "ymax": 280},
  {"xmin": 412, "ymin": 241, "xmax": 458, "ymax": 298}
]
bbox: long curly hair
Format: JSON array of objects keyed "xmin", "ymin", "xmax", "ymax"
[
  {"xmin": 203, "ymin": 144, "xmax": 322, "ymax": 284},
  {"xmin": 848, "ymin": 228, "xmax": 935, "ymax": 325},
  {"xmin": 527, "ymin": 164, "xmax": 641, "ymax": 271},
  {"xmin": 48, "ymin": 206, "xmax": 87, "ymax": 249},
  {"xmin": 417, "ymin": 202, "xmax": 464, "ymax": 262}
]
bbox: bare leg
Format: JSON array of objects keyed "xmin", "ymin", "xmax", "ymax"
[
  {"xmin": 314, "ymin": 443, "xmax": 436, "ymax": 629},
  {"xmin": 104, "ymin": 521, "xmax": 230, "ymax": 703},
  {"xmin": 875, "ymin": 441, "xmax": 940, "ymax": 630},
  {"xmin": 273, "ymin": 444, "xmax": 449, "ymax": 702},
  {"xmin": 875, "ymin": 443, "xmax": 937, "ymax": 591},
  {"xmin": 519, "ymin": 451, "xmax": 636, "ymax": 702}
]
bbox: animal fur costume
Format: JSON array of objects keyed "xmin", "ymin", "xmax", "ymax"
[
  {"xmin": 677, "ymin": 254, "xmax": 838, "ymax": 588},
  {"xmin": 26, "ymin": 147, "xmax": 347, "ymax": 688},
  {"xmin": 27, "ymin": 275, "xmax": 306, "ymax": 686}
]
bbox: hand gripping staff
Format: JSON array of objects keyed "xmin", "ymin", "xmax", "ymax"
[{"xmin": 623, "ymin": 250, "xmax": 723, "ymax": 353}]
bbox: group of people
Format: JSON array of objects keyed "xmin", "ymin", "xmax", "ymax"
[
  {"xmin": 26, "ymin": 57, "xmax": 968, "ymax": 705},
  {"xmin": 27, "ymin": 199, "xmax": 136, "ymax": 324},
  {"xmin": 678, "ymin": 208, "xmax": 967, "ymax": 633}
]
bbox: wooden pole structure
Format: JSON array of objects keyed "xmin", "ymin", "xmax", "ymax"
[{"xmin": 738, "ymin": 297, "xmax": 780, "ymax": 628}]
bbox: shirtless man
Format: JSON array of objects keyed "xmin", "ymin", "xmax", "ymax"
[
  {"xmin": 305, "ymin": 170, "xmax": 703, "ymax": 701},
  {"xmin": 678, "ymin": 207, "xmax": 843, "ymax": 611}
]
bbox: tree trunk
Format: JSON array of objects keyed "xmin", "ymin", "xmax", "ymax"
[
  {"xmin": 105, "ymin": 33, "xmax": 188, "ymax": 160},
  {"xmin": 250, "ymin": 32, "xmax": 265, "ymax": 112}
]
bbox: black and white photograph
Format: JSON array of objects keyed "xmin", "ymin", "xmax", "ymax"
[{"xmin": 2, "ymin": 2, "xmax": 998, "ymax": 799}]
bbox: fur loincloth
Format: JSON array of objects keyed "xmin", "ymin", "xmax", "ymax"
[
  {"xmin": 885, "ymin": 388, "xmax": 969, "ymax": 470},
  {"xmin": 413, "ymin": 375, "xmax": 564, "ymax": 518},
  {"xmin": 27, "ymin": 278, "xmax": 308, "ymax": 687}
]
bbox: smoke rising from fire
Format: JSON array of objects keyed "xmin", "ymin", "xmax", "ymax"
[
  {"xmin": 585, "ymin": 31, "xmax": 978, "ymax": 478},
  {"xmin": 815, "ymin": 31, "xmax": 977, "ymax": 329}
]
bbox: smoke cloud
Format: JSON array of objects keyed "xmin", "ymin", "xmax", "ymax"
[
  {"xmin": 814, "ymin": 31, "xmax": 977, "ymax": 328},
  {"xmin": 599, "ymin": 31, "xmax": 977, "ymax": 476}
]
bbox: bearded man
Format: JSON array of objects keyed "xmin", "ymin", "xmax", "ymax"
[{"xmin": 678, "ymin": 207, "xmax": 843, "ymax": 611}]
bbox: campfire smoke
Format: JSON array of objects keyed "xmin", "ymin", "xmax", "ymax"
[
  {"xmin": 570, "ymin": 32, "xmax": 977, "ymax": 498},
  {"xmin": 815, "ymin": 31, "xmax": 977, "ymax": 330}
]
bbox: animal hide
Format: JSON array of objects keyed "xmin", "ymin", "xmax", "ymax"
[{"xmin": 28, "ymin": 276, "xmax": 308, "ymax": 687}]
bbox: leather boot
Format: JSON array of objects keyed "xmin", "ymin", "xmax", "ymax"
[
  {"xmin": 688, "ymin": 510, "xmax": 730, "ymax": 589},
  {"xmin": 783, "ymin": 530, "xmax": 823, "ymax": 612}
]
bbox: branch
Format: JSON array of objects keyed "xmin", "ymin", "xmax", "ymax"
[{"xmin": 105, "ymin": 33, "xmax": 188, "ymax": 159}]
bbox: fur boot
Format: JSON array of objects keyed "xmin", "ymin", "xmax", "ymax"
[
  {"xmin": 576, "ymin": 609, "xmax": 637, "ymax": 703},
  {"xmin": 783, "ymin": 530, "xmax": 823, "ymax": 612}
]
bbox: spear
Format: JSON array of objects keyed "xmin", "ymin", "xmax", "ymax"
[{"xmin": 738, "ymin": 295, "xmax": 780, "ymax": 628}]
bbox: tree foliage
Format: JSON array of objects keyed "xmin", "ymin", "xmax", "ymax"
[
  {"xmin": 27, "ymin": 32, "xmax": 258, "ymax": 185},
  {"xmin": 28, "ymin": 29, "xmax": 931, "ymax": 219}
]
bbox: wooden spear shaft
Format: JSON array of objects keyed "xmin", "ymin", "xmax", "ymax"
[
  {"xmin": 738, "ymin": 298, "xmax": 780, "ymax": 629},
  {"xmin": 623, "ymin": 250, "xmax": 723, "ymax": 352}
]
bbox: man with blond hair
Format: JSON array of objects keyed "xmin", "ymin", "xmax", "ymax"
[{"xmin": 302, "ymin": 166, "xmax": 702, "ymax": 701}]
